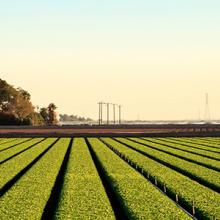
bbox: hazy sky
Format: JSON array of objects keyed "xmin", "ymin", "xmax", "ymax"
[{"xmin": 0, "ymin": 0, "xmax": 220, "ymax": 120}]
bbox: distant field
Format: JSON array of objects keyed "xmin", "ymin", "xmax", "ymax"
[
  {"xmin": 0, "ymin": 137, "xmax": 219, "ymax": 219},
  {"xmin": 1, "ymin": 124, "xmax": 220, "ymax": 137}
]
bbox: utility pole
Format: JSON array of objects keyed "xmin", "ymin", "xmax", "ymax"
[
  {"xmin": 98, "ymin": 102, "xmax": 100, "ymax": 125},
  {"xmin": 113, "ymin": 104, "xmax": 116, "ymax": 124},
  {"xmin": 107, "ymin": 103, "xmax": 109, "ymax": 124},
  {"xmin": 98, "ymin": 102, "xmax": 122, "ymax": 125},
  {"xmin": 98, "ymin": 102, "xmax": 104, "ymax": 125},
  {"xmin": 119, "ymin": 105, "xmax": 122, "ymax": 124},
  {"xmin": 100, "ymin": 102, "xmax": 103, "ymax": 125},
  {"xmin": 98, "ymin": 102, "xmax": 101, "ymax": 125}
]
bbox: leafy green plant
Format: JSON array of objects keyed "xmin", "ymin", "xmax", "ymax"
[
  {"xmin": 114, "ymin": 138, "xmax": 220, "ymax": 192},
  {"xmin": 89, "ymin": 138, "xmax": 190, "ymax": 220},
  {"xmin": 102, "ymin": 137, "xmax": 220, "ymax": 219},
  {"xmin": 0, "ymin": 138, "xmax": 70, "ymax": 219},
  {"xmin": 55, "ymin": 138, "xmax": 115, "ymax": 219},
  {"xmin": 149, "ymin": 138, "xmax": 220, "ymax": 159},
  {"xmin": 131, "ymin": 138, "xmax": 220, "ymax": 170},
  {"xmin": 0, "ymin": 138, "xmax": 44, "ymax": 163},
  {"xmin": 0, "ymin": 138, "xmax": 30, "ymax": 151},
  {"xmin": 0, "ymin": 138, "xmax": 57, "ymax": 190},
  {"xmin": 165, "ymin": 138, "xmax": 220, "ymax": 152}
]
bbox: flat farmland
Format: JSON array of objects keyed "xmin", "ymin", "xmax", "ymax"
[
  {"xmin": 0, "ymin": 137, "xmax": 219, "ymax": 219},
  {"xmin": 1, "ymin": 124, "xmax": 220, "ymax": 137}
]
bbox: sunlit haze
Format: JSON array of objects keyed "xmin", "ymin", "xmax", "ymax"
[{"xmin": 1, "ymin": 0, "xmax": 220, "ymax": 120}]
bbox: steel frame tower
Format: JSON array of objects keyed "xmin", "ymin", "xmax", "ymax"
[{"xmin": 204, "ymin": 93, "xmax": 211, "ymax": 121}]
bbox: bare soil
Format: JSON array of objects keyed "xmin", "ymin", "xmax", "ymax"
[{"xmin": 0, "ymin": 124, "xmax": 220, "ymax": 137}]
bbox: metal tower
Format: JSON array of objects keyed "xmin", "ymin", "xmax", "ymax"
[{"xmin": 204, "ymin": 93, "xmax": 211, "ymax": 121}]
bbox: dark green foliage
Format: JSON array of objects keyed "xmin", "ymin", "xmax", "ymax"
[
  {"xmin": 0, "ymin": 78, "xmax": 57, "ymax": 125},
  {"xmin": 0, "ymin": 137, "xmax": 219, "ymax": 219},
  {"xmin": 39, "ymin": 103, "xmax": 58, "ymax": 125}
]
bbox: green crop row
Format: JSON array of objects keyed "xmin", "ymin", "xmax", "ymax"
[
  {"xmin": 0, "ymin": 138, "xmax": 57, "ymax": 190},
  {"xmin": 0, "ymin": 138, "xmax": 30, "ymax": 151},
  {"xmin": 0, "ymin": 138, "xmax": 16, "ymax": 145},
  {"xmin": 132, "ymin": 138, "xmax": 220, "ymax": 171},
  {"xmin": 55, "ymin": 138, "xmax": 115, "ymax": 220},
  {"xmin": 88, "ymin": 138, "xmax": 191, "ymax": 220},
  {"xmin": 114, "ymin": 138, "xmax": 220, "ymax": 193},
  {"xmin": 169, "ymin": 138, "xmax": 220, "ymax": 152},
  {"xmin": 0, "ymin": 138, "xmax": 44, "ymax": 163},
  {"xmin": 102, "ymin": 138, "xmax": 220, "ymax": 219},
  {"xmin": 183, "ymin": 138, "xmax": 220, "ymax": 149},
  {"xmin": 159, "ymin": 137, "xmax": 220, "ymax": 153},
  {"xmin": 0, "ymin": 138, "xmax": 70, "ymax": 220},
  {"xmin": 0, "ymin": 138, "xmax": 6, "ymax": 143},
  {"xmin": 198, "ymin": 138, "xmax": 220, "ymax": 145},
  {"xmin": 202, "ymin": 138, "xmax": 220, "ymax": 145},
  {"xmin": 149, "ymin": 138, "xmax": 220, "ymax": 160}
]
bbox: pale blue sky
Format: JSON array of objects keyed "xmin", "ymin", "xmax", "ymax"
[{"xmin": 0, "ymin": 1, "xmax": 220, "ymax": 120}]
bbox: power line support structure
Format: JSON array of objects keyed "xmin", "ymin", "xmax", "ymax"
[
  {"xmin": 204, "ymin": 93, "xmax": 211, "ymax": 122},
  {"xmin": 119, "ymin": 105, "xmax": 122, "ymax": 124},
  {"xmin": 98, "ymin": 102, "xmax": 122, "ymax": 125}
]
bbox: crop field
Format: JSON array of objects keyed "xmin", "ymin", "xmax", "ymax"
[{"xmin": 0, "ymin": 137, "xmax": 219, "ymax": 219}]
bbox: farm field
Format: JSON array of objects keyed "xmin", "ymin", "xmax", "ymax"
[{"xmin": 0, "ymin": 137, "xmax": 219, "ymax": 219}]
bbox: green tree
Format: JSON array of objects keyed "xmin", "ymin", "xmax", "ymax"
[
  {"xmin": 39, "ymin": 104, "xmax": 58, "ymax": 125},
  {"xmin": 0, "ymin": 78, "xmax": 46, "ymax": 125},
  {"xmin": 39, "ymin": 107, "xmax": 49, "ymax": 124},
  {"xmin": 48, "ymin": 103, "xmax": 58, "ymax": 125}
]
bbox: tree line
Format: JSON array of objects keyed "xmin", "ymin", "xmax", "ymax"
[
  {"xmin": 59, "ymin": 114, "xmax": 93, "ymax": 122},
  {"xmin": 0, "ymin": 78, "xmax": 58, "ymax": 125}
]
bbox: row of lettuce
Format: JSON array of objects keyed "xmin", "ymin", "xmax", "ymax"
[
  {"xmin": 114, "ymin": 138, "xmax": 220, "ymax": 192},
  {"xmin": 0, "ymin": 138, "xmax": 66, "ymax": 219},
  {"xmin": 129, "ymin": 138, "xmax": 220, "ymax": 171},
  {"xmin": 101, "ymin": 138, "xmax": 220, "ymax": 219},
  {"xmin": 157, "ymin": 137, "xmax": 220, "ymax": 154},
  {"xmin": 0, "ymin": 137, "xmax": 219, "ymax": 219}
]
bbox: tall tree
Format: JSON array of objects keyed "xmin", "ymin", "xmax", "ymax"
[
  {"xmin": 0, "ymin": 78, "xmax": 46, "ymax": 125},
  {"xmin": 48, "ymin": 103, "xmax": 58, "ymax": 125},
  {"xmin": 39, "ymin": 107, "xmax": 49, "ymax": 124}
]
